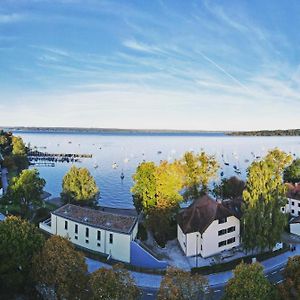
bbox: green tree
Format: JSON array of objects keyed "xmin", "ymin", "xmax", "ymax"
[
  {"xmin": 33, "ymin": 235, "xmax": 88, "ymax": 300},
  {"xmin": 12, "ymin": 136, "xmax": 27, "ymax": 156},
  {"xmin": 213, "ymin": 176, "xmax": 245, "ymax": 199},
  {"xmin": 242, "ymin": 149, "xmax": 292, "ymax": 252},
  {"xmin": 278, "ymin": 255, "xmax": 300, "ymax": 299},
  {"xmin": 0, "ymin": 130, "xmax": 13, "ymax": 156},
  {"xmin": 284, "ymin": 158, "xmax": 300, "ymax": 184},
  {"xmin": 6, "ymin": 168, "xmax": 46, "ymax": 216},
  {"xmin": 157, "ymin": 267, "xmax": 208, "ymax": 300},
  {"xmin": 61, "ymin": 165, "xmax": 99, "ymax": 206},
  {"xmin": 0, "ymin": 216, "xmax": 44, "ymax": 293},
  {"xmin": 131, "ymin": 162, "xmax": 157, "ymax": 213},
  {"xmin": 89, "ymin": 264, "xmax": 140, "ymax": 300},
  {"xmin": 224, "ymin": 262, "xmax": 274, "ymax": 300},
  {"xmin": 181, "ymin": 151, "xmax": 219, "ymax": 199}
]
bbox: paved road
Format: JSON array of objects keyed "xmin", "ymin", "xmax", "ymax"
[{"xmin": 139, "ymin": 263, "xmax": 286, "ymax": 300}]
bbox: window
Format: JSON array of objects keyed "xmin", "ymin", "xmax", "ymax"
[
  {"xmin": 218, "ymin": 240, "xmax": 226, "ymax": 247},
  {"xmin": 298, "ymin": 211, "xmax": 300, "ymax": 216},
  {"xmin": 75, "ymin": 236, "xmax": 78, "ymax": 240},
  {"xmin": 227, "ymin": 226, "xmax": 235, "ymax": 233},
  {"xmin": 97, "ymin": 230, "xmax": 101, "ymax": 241},
  {"xmin": 281, "ymin": 207, "xmax": 285, "ymax": 212},
  {"xmin": 292, "ymin": 201, "xmax": 295, "ymax": 206},
  {"xmin": 64, "ymin": 221, "xmax": 68, "ymax": 230},
  {"xmin": 85, "ymin": 240, "xmax": 89, "ymax": 244},
  {"xmin": 227, "ymin": 237, "xmax": 235, "ymax": 244},
  {"xmin": 75, "ymin": 224, "xmax": 78, "ymax": 234},
  {"xmin": 109, "ymin": 233, "xmax": 113, "ymax": 244},
  {"xmin": 86, "ymin": 228, "xmax": 89, "ymax": 238},
  {"xmin": 201, "ymin": 244, "xmax": 202, "ymax": 251},
  {"xmin": 292, "ymin": 209, "xmax": 295, "ymax": 214},
  {"xmin": 218, "ymin": 229, "xmax": 227, "ymax": 236},
  {"xmin": 298, "ymin": 203, "xmax": 300, "ymax": 207},
  {"xmin": 218, "ymin": 217, "xmax": 227, "ymax": 224},
  {"xmin": 97, "ymin": 243, "xmax": 101, "ymax": 247}
]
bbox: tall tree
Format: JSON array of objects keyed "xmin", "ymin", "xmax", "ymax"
[
  {"xmin": 181, "ymin": 151, "xmax": 219, "ymax": 199},
  {"xmin": 0, "ymin": 216, "xmax": 44, "ymax": 293},
  {"xmin": 242, "ymin": 149, "xmax": 292, "ymax": 252},
  {"xmin": 61, "ymin": 165, "xmax": 99, "ymax": 206},
  {"xmin": 33, "ymin": 235, "xmax": 88, "ymax": 300},
  {"xmin": 224, "ymin": 262, "xmax": 275, "ymax": 300},
  {"xmin": 157, "ymin": 267, "xmax": 209, "ymax": 300},
  {"xmin": 6, "ymin": 168, "xmax": 45, "ymax": 216},
  {"xmin": 278, "ymin": 255, "xmax": 300, "ymax": 299},
  {"xmin": 213, "ymin": 176, "xmax": 245, "ymax": 199},
  {"xmin": 284, "ymin": 158, "xmax": 300, "ymax": 184},
  {"xmin": 89, "ymin": 264, "xmax": 140, "ymax": 300},
  {"xmin": 12, "ymin": 136, "xmax": 27, "ymax": 156}
]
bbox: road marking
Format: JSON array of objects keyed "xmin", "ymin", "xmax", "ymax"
[
  {"xmin": 146, "ymin": 293, "xmax": 153, "ymax": 296},
  {"xmin": 280, "ymin": 268, "xmax": 284, "ymax": 271},
  {"xmin": 271, "ymin": 271, "xmax": 277, "ymax": 275},
  {"xmin": 214, "ymin": 290, "xmax": 221, "ymax": 293},
  {"xmin": 265, "ymin": 274, "xmax": 269, "ymax": 277}
]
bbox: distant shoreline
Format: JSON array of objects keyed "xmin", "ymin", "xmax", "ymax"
[{"xmin": 1, "ymin": 126, "xmax": 299, "ymax": 136}]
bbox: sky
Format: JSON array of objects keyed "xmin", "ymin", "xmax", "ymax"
[{"xmin": 0, "ymin": 0, "xmax": 300, "ymax": 130}]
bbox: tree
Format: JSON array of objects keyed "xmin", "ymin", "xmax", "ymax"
[
  {"xmin": 61, "ymin": 165, "xmax": 99, "ymax": 205},
  {"xmin": 131, "ymin": 162, "xmax": 157, "ymax": 213},
  {"xmin": 224, "ymin": 262, "xmax": 274, "ymax": 300},
  {"xmin": 278, "ymin": 255, "xmax": 300, "ymax": 299},
  {"xmin": 12, "ymin": 136, "xmax": 27, "ymax": 156},
  {"xmin": 6, "ymin": 168, "xmax": 46, "ymax": 216},
  {"xmin": 181, "ymin": 151, "xmax": 219, "ymax": 199},
  {"xmin": 213, "ymin": 176, "xmax": 245, "ymax": 199},
  {"xmin": 284, "ymin": 158, "xmax": 300, "ymax": 184},
  {"xmin": 0, "ymin": 216, "xmax": 44, "ymax": 293},
  {"xmin": 33, "ymin": 235, "xmax": 88, "ymax": 300},
  {"xmin": 89, "ymin": 264, "xmax": 140, "ymax": 300},
  {"xmin": 157, "ymin": 267, "xmax": 208, "ymax": 300},
  {"xmin": 242, "ymin": 149, "xmax": 292, "ymax": 252}
]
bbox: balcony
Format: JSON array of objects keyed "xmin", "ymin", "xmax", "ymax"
[{"xmin": 39, "ymin": 218, "xmax": 52, "ymax": 234}]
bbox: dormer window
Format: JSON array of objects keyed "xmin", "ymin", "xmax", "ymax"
[{"xmin": 218, "ymin": 217, "xmax": 227, "ymax": 224}]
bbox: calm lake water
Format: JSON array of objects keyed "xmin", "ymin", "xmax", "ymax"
[{"xmin": 16, "ymin": 131, "xmax": 300, "ymax": 209}]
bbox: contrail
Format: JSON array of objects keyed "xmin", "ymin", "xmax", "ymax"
[{"xmin": 199, "ymin": 51, "xmax": 249, "ymax": 91}]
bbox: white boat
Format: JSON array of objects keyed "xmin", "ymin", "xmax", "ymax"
[{"xmin": 112, "ymin": 162, "xmax": 118, "ymax": 169}]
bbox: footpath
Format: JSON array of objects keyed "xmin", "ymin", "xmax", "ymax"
[{"xmin": 86, "ymin": 244, "xmax": 300, "ymax": 289}]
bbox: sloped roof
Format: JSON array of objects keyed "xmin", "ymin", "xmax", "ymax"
[
  {"xmin": 286, "ymin": 183, "xmax": 300, "ymax": 201},
  {"xmin": 290, "ymin": 216, "xmax": 300, "ymax": 224},
  {"xmin": 177, "ymin": 194, "xmax": 235, "ymax": 234}
]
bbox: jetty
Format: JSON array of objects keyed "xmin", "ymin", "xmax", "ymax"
[{"xmin": 28, "ymin": 150, "xmax": 92, "ymax": 164}]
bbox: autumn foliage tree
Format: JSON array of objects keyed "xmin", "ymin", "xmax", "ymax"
[
  {"xmin": 157, "ymin": 267, "xmax": 209, "ymax": 300},
  {"xmin": 284, "ymin": 158, "xmax": 300, "ymax": 184},
  {"xmin": 0, "ymin": 216, "xmax": 44, "ymax": 294},
  {"xmin": 33, "ymin": 235, "xmax": 88, "ymax": 299},
  {"xmin": 89, "ymin": 264, "xmax": 140, "ymax": 300},
  {"xmin": 242, "ymin": 149, "xmax": 292, "ymax": 252},
  {"xmin": 61, "ymin": 165, "xmax": 99, "ymax": 206},
  {"xmin": 224, "ymin": 262, "xmax": 275, "ymax": 300}
]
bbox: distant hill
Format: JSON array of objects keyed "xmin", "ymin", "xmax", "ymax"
[{"xmin": 228, "ymin": 129, "xmax": 300, "ymax": 136}]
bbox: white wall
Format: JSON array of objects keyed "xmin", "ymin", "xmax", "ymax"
[
  {"xmin": 290, "ymin": 223, "xmax": 300, "ymax": 236},
  {"xmin": 281, "ymin": 198, "xmax": 300, "ymax": 217},
  {"xmin": 50, "ymin": 214, "xmax": 135, "ymax": 263},
  {"xmin": 178, "ymin": 216, "xmax": 240, "ymax": 258}
]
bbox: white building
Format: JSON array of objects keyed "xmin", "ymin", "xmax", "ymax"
[
  {"xmin": 40, "ymin": 204, "xmax": 138, "ymax": 263},
  {"xmin": 281, "ymin": 183, "xmax": 300, "ymax": 217},
  {"xmin": 177, "ymin": 195, "xmax": 240, "ymax": 258}
]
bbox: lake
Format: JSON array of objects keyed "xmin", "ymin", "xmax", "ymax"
[{"xmin": 16, "ymin": 131, "xmax": 300, "ymax": 209}]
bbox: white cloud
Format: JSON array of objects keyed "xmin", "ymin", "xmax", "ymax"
[{"xmin": 0, "ymin": 13, "xmax": 25, "ymax": 23}]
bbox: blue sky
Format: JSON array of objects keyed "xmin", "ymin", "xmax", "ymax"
[{"xmin": 0, "ymin": 0, "xmax": 300, "ymax": 130}]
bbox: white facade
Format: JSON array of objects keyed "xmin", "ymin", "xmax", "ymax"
[
  {"xmin": 282, "ymin": 197, "xmax": 300, "ymax": 217},
  {"xmin": 290, "ymin": 222, "xmax": 300, "ymax": 236},
  {"xmin": 40, "ymin": 211, "xmax": 138, "ymax": 263},
  {"xmin": 178, "ymin": 216, "xmax": 240, "ymax": 258}
]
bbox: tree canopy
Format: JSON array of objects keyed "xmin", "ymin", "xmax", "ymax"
[
  {"xmin": 89, "ymin": 264, "xmax": 140, "ymax": 300},
  {"xmin": 213, "ymin": 176, "xmax": 245, "ymax": 200},
  {"xmin": 12, "ymin": 136, "xmax": 27, "ymax": 156},
  {"xmin": 157, "ymin": 267, "xmax": 209, "ymax": 300},
  {"xmin": 181, "ymin": 151, "xmax": 219, "ymax": 199},
  {"xmin": 224, "ymin": 262, "xmax": 274, "ymax": 300},
  {"xmin": 284, "ymin": 158, "xmax": 300, "ymax": 184},
  {"xmin": 0, "ymin": 216, "xmax": 45, "ymax": 293},
  {"xmin": 33, "ymin": 235, "xmax": 88, "ymax": 300},
  {"xmin": 242, "ymin": 149, "xmax": 292, "ymax": 252},
  {"xmin": 5, "ymin": 168, "xmax": 46, "ymax": 217},
  {"xmin": 61, "ymin": 165, "xmax": 99, "ymax": 205}
]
